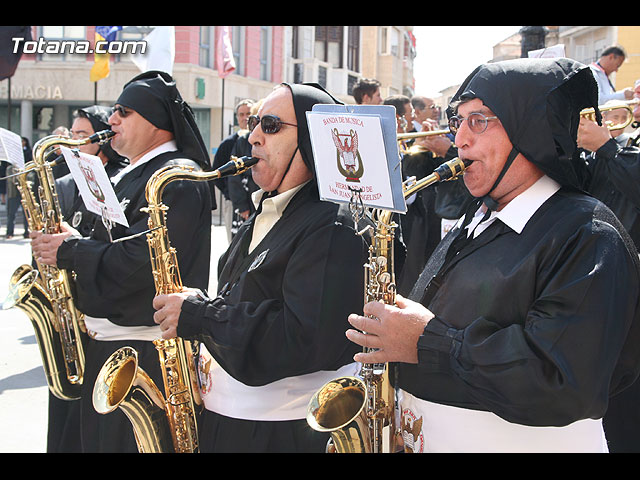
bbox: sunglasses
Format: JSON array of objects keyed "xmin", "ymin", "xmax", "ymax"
[
  {"xmin": 112, "ymin": 105, "xmax": 131, "ymax": 118},
  {"xmin": 248, "ymin": 114, "xmax": 297, "ymax": 134},
  {"xmin": 448, "ymin": 112, "xmax": 498, "ymax": 135}
]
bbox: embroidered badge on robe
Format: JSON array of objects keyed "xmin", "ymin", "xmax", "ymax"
[
  {"xmin": 401, "ymin": 407, "xmax": 424, "ymax": 453},
  {"xmin": 248, "ymin": 249, "xmax": 269, "ymax": 272},
  {"xmin": 72, "ymin": 211, "xmax": 83, "ymax": 228}
]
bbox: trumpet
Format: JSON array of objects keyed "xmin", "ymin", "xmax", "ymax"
[
  {"xmin": 581, "ymin": 99, "xmax": 639, "ymax": 131},
  {"xmin": 397, "ymin": 129, "xmax": 451, "ymax": 141},
  {"xmin": 397, "ymin": 129, "xmax": 452, "ymax": 155}
]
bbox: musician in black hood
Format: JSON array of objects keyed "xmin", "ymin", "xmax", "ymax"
[
  {"xmin": 346, "ymin": 58, "xmax": 640, "ymax": 452},
  {"xmin": 45, "ymin": 105, "xmax": 128, "ymax": 453},
  {"xmin": 56, "ymin": 105, "xmax": 129, "ymax": 237},
  {"xmin": 31, "ymin": 71, "xmax": 212, "ymax": 452},
  {"xmin": 152, "ymin": 83, "xmax": 368, "ymax": 452}
]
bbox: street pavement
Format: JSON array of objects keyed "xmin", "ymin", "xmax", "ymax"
[{"xmin": 0, "ymin": 214, "xmax": 229, "ymax": 453}]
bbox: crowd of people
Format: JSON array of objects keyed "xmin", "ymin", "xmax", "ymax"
[{"xmin": 3, "ymin": 42, "xmax": 640, "ymax": 453}]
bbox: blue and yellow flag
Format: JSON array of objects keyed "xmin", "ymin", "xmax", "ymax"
[{"xmin": 90, "ymin": 26, "xmax": 122, "ymax": 82}]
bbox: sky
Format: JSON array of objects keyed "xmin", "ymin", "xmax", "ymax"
[{"xmin": 412, "ymin": 26, "xmax": 522, "ymax": 97}]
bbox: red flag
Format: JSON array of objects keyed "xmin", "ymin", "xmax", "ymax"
[{"xmin": 216, "ymin": 26, "xmax": 236, "ymax": 78}]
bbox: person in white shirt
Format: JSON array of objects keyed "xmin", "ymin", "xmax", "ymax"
[{"xmin": 589, "ymin": 45, "xmax": 635, "ymax": 104}]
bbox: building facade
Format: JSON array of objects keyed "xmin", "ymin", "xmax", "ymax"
[
  {"xmin": 429, "ymin": 25, "xmax": 640, "ymax": 128},
  {"xmin": 557, "ymin": 26, "xmax": 640, "ymax": 91},
  {"xmin": 0, "ymin": 25, "xmax": 417, "ymax": 159}
]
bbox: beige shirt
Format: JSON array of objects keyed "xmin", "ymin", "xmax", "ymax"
[{"xmin": 248, "ymin": 181, "xmax": 309, "ymax": 253}]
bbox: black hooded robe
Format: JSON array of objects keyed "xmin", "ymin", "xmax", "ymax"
[
  {"xmin": 576, "ymin": 139, "xmax": 640, "ymax": 452},
  {"xmin": 174, "ymin": 83, "xmax": 368, "ymax": 453},
  {"xmin": 56, "ymin": 151, "xmax": 211, "ymax": 452},
  {"xmin": 54, "ymin": 72, "xmax": 213, "ymax": 453},
  {"xmin": 394, "ymin": 58, "xmax": 640, "ymax": 452},
  {"xmin": 178, "ymin": 182, "xmax": 366, "ymax": 452}
]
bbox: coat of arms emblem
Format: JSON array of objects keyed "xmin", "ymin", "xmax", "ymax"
[
  {"xmin": 331, "ymin": 128, "xmax": 364, "ymax": 182},
  {"xmin": 79, "ymin": 163, "xmax": 106, "ymax": 203}
]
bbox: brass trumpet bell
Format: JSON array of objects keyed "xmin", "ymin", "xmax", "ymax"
[{"xmin": 581, "ymin": 99, "xmax": 639, "ymax": 131}]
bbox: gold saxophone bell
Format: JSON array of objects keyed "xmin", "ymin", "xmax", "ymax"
[
  {"xmin": 2, "ymin": 264, "xmax": 82, "ymax": 400},
  {"xmin": 306, "ymin": 376, "xmax": 371, "ymax": 453},
  {"xmin": 93, "ymin": 346, "xmax": 176, "ymax": 453},
  {"xmin": 92, "ymin": 155, "xmax": 259, "ymax": 453},
  {"xmin": 306, "ymin": 157, "xmax": 471, "ymax": 454}
]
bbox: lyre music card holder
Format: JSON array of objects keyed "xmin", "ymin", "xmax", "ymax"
[
  {"xmin": 306, "ymin": 104, "xmax": 406, "ymax": 214},
  {"xmin": 60, "ymin": 146, "xmax": 129, "ymax": 228}
]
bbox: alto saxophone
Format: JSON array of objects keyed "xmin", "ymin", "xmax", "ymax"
[
  {"xmin": 306, "ymin": 157, "xmax": 470, "ymax": 453},
  {"xmin": 2, "ymin": 130, "xmax": 114, "ymax": 400},
  {"xmin": 93, "ymin": 155, "xmax": 258, "ymax": 453}
]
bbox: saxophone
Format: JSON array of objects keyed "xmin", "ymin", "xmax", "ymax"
[
  {"xmin": 93, "ymin": 155, "xmax": 258, "ymax": 453},
  {"xmin": 2, "ymin": 130, "xmax": 114, "ymax": 400},
  {"xmin": 306, "ymin": 157, "xmax": 470, "ymax": 453}
]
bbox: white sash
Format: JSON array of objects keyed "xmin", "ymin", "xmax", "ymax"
[
  {"xmin": 84, "ymin": 315, "xmax": 162, "ymax": 341},
  {"xmin": 197, "ymin": 345, "xmax": 360, "ymax": 421},
  {"xmin": 398, "ymin": 389, "xmax": 608, "ymax": 453}
]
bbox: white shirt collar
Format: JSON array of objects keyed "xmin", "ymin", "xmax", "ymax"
[
  {"xmin": 494, "ymin": 174, "xmax": 561, "ymax": 233},
  {"xmin": 112, "ymin": 140, "xmax": 178, "ymax": 185},
  {"xmin": 462, "ymin": 175, "xmax": 561, "ymax": 237},
  {"xmin": 248, "ymin": 181, "xmax": 310, "ymax": 253}
]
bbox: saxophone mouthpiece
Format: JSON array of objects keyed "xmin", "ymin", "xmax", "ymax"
[
  {"xmin": 434, "ymin": 157, "xmax": 470, "ymax": 181},
  {"xmin": 235, "ymin": 156, "xmax": 259, "ymax": 169},
  {"xmin": 89, "ymin": 130, "xmax": 116, "ymax": 144},
  {"xmin": 215, "ymin": 156, "xmax": 259, "ymax": 178}
]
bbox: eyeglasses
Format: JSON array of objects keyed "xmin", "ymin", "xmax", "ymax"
[
  {"xmin": 448, "ymin": 112, "xmax": 499, "ymax": 135},
  {"xmin": 112, "ymin": 105, "xmax": 131, "ymax": 118},
  {"xmin": 248, "ymin": 114, "xmax": 297, "ymax": 134},
  {"xmin": 70, "ymin": 131, "xmax": 90, "ymax": 140}
]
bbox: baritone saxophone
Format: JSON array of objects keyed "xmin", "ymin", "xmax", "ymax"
[
  {"xmin": 2, "ymin": 130, "xmax": 114, "ymax": 400},
  {"xmin": 306, "ymin": 157, "xmax": 470, "ymax": 453},
  {"xmin": 93, "ymin": 155, "xmax": 258, "ymax": 453}
]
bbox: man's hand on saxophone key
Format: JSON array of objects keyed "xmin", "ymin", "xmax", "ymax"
[
  {"xmin": 346, "ymin": 294, "xmax": 434, "ymax": 365},
  {"xmin": 153, "ymin": 288, "xmax": 200, "ymax": 339},
  {"xmin": 30, "ymin": 221, "xmax": 79, "ymax": 266}
]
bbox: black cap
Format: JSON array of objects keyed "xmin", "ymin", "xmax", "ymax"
[
  {"xmin": 282, "ymin": 82, "xmax": 343, "ymax": 176},
  {"xmin": 116, "ymin": 70, "xmax": 211, "ymax": 169},
  {"xmin": 76, "ymin": 105, "xmax": 128, "ymax": 168}
]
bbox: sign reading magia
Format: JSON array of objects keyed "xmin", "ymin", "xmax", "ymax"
[
  {"xmin": 60, "ymin": 146, "xmax": 129, "ymax": 228},
  {"xmin": 306, "ymin": 104, "xmax": 406, "ymax": 213}
]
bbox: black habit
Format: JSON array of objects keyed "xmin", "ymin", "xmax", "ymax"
[
  {"xmin": 401, "ymin": 187, "xmax": 640, "ymax": 426},
  {"xmin": 395, "ymin": 58, "xmax": 640, "ymax": 451},
  {"xmin": 178, "ymin": 182, "xmax": 367, "ymax": 452},
  {"xmin": 56, "ymin": 150, "xmax": 212, "ymax": 452}
]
